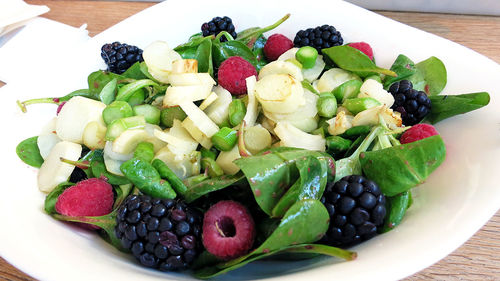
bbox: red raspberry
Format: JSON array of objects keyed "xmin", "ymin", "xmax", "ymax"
[
  {"xmin": 202, "ymin": 200, "xmax": 255, "ymax": 260},
  {"xmin": 400, "ymin": 123, "xmax": 439, "ymax": 144},
  {"xmin": 55, "ymin": 178, "xmax": 114, "ymax": 229},
  {"xmin": 348, "ymin": 42, "xmax": 374, "ymax": 60},
  {"xmin": 217, "ymin": 56, "xmax": 257, "ymax": 95},
  {"xmin": 263, "ymin": 33, "xmax": 294, "ymax": 61}
]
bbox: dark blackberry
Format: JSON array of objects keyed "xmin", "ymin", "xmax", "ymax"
[
  {"xmin": 101, "ymin": 42, "xmax": 143, "ymax": 74},
  {"xmin": 320, "ymin": 175, "xmax": 386, "ymax": 247},
  {"xmin": 201, "ymin": 16, "xmax": 237, "ymax": 42},
  {"xmin": 388, "ymin": 80, "xmax": 431, "ymax": 125},
  {"xmin": 293, "ymin": 24, "xmax": 343, "ymax": 54},
  {"xmin": 115, "ymin": 195, "xmax": 203, "ymax": 271}
]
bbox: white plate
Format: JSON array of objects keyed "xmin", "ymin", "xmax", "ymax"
[{"xmin": 1, "ymin": 0, "xmax": 500, "ymax": 280}]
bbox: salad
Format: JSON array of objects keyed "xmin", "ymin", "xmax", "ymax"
[{"xmin": 15, "ymin": 14, "xmax": 490, "ymax": 279}]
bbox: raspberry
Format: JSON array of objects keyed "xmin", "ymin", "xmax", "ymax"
[
  {"xmin": 400, "ymin": 123, "xmax": 439, "ymax": 144},
  {"xmin": 263, "ymin": 34, "xmax": 294, "ymax": 61},
  {"xmin": 348, "ymin": 42, "xmax": 374, "ymax": 60},
  {"xmin": 202, "ymin": 200, "xmax": 255, "ymax": 260},
  {"xmin": 55, "ymin": 178, "xmax": 114, "ymax": 229},
  {"xmin": 217, "ymin": 56, "xmax": 257, "ymax": 95}
]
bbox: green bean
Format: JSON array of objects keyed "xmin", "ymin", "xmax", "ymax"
[
  {"xmin": 211, "ymin": 127, "xmax": 238, "ymax": 151},
  {"xmin": 381, "ymin": 191, "xmax": 411, "ymax": 232},
  {"xmin": 160, "ymin": 106, "xmax": 187, "ymax": 127},
  {"xmin": 317, "ymin": 93, "xmax": 338, "ymax": 118},
  {"xmin": 341, "ymin": 125, "xmax": 372, "ymax": 139},
  {"xmin": 134, "ymin": 142, "xmax": 155, "ymax": 163},
  {"xmin": 326, "ymin": 136, "xmax": 352, "ymax": 156},
  {"xmin": 342, "ymin": 97, "xmax": 381, "ymax": 115},
  {"xmin": 151, "ymin": 159, "xmax": 188, "ymax": 196},
  {"xmin": 295, "ymin": 46, "xmax": 318, "ymax": 69},
  {"xmin": 332, "ymin": 79, "xmax": 363, "ymax": 103},
  {"xmin": 201, "ymin": 157, "xmax": 224, "ymax": 178},
  {"xmin": 120, "ymin": 158, "xmax": 176, "ymax": 199},
  {"xmin": 228, "ymin": 99, "xmax": 246, "ymax": 127},
  {"xmin": 102, "ymin": 101, "xmax": 133, "ymax": 125},
  {"xmin": 133, "ymin": 104, "xmax": 161, "ymax": 125}
]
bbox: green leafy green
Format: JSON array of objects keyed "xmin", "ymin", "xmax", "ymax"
[
  {"xmin": 44, "ymin": 181, "xmax": 74, "ymax": 214},
  {"xmin": 360, "ymin": 135, "xmax": 446, "ymax": 196},
  {"xmin": 99, "ymin": 78, "xmax": 117, "ymax": 105},
  {"xmin": 115, "ymin": 79, "xmax": 158, "ymax": 102},
  {"xmin": 383, "ymin": 54, "xmax": 417, "ymax": 89},
  {"xmin": 423, "ymin": 92, "xmax": 490, "ymax": 124},
  {"xmin": 381, "ymin": 191, "xmax": 412, "ymax": 232},
  {"xmin": 182, "ymin": 173, "xmax": 245, "ymax": 203},
  {"xmin": 121, "ymin": 62, "xmax": 148, "ymax": 80},
  {"xmin": 87, "ymin": 70, "xmax": 124, "ymax": 97},
  {"xmin": 212, "ymin": 40, "xmax": 260, "ymax": 69},
  {"xmin": 16, "ymin": 136, "xmax": 44, "ymax": 168},
  {"xmin": 322, "ymin": 45, "xmax": 396, "ymax": 78},
  {"xmin": 234, "ymin": 148, "xmax": 334, "ymax": 216},
  {"xmin": 409, "ymin": 56, "xmax": 447, "ymax": 95}
]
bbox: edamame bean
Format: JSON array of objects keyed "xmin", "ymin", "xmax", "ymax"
[
  {"xmin": 102, "ymin": 101, "xmax": 133, "ymax": 125},
  {"xmin": 151, "ymin": 159, "xmax": 188, "ymax": 196},
  {"xmin": 342, "ymin": 97, "xmax": 381, "ymax": 115},
  {"xmin": 160, "ymin": 106, "xmax": 187, "ymax": 127},
  {"xmin": 133, "ymin": 104, "xmax": 161, "ymax": 125},
  {"xmin": 295, "ymin": 46, "xmax": 318, "ymax": 69},
  {"xmin": 211, "ymin": 127, "xmax": 238, "ymax": 151},
  {"xmin": 332, "ymin": 79, "xmax": 363, "ymax": 102},
  {"xmin": 133, "ymin": 142, "xmax": 155, "ymax": 163},
  {"xmin": 317, "ymin": 92, "xmax": 338, "ymax": 118}
]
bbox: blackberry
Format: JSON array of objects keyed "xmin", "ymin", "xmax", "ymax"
[
  {"xmin": 101, "ymin": 42, "xmax": 143, "ymax": 74},
  {"xmin": 388, "ymin": 80, "xmax": 431, "ymax": 125},
  {"xmin": 201, "ymin": 16, "xmax": 237, "ymax": 42},
  {"xmin": 69, "ymin": 167, "xmax": 88, "ymax": 183},
  {"xmin": 320, "ymin": 175, "xmax": 386, "ymax": 247},
  {"xmin": 115, "ymin": 195, "xmax": 203, "ymax": 271},
  {"xmin": 293, "ymin": 25, "xmax": 343, "ymax": 54}
]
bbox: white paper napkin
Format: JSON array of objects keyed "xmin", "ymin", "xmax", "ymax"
[{"xmin": 0, "ymin": 0, "xmax": 49, "ymax": 36}]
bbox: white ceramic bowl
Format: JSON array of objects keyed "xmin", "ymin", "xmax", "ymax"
[{"xmin": 1, "ymin": 0, "xmax": 499, "ymax": 280}]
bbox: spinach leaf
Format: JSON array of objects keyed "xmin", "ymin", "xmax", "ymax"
[
  {"xmin": 252, "ymin": 35, "xmax": 268, "ymax": 70},
  {"xmin": 195, "ymin": 199, "xmax": 336, "ymax": 278},
  {"xmin": 381, "ymin": 190, "xmax": 411, "ymax": 233},
  {"xmin": 423, "ymin": 92, "xmax": 490, "ymax": 124},
  {"xmin": 360, "ymin": 135, "xmax": 446, "ymax": 196},
  {"xmin": 236, "ymin": 14, "xmax": 290, "ymax": 49},
  {"xmin": 322, "ymin": 45, "xmax": 397, "ymax": 78},
  {"xmin": 87, "ymin": 70, "xmax": 124, "ymax": 97},
  {"xmin": 410, "ymin": 56, "xmax": 447, "ymax": 95},
  {"xmin": 271, "ymin": 156, "xmax": 328, "ymax": 217},
  {"xmin": 234, "ymin": 148, "xmax": 334, "ymax": 216},
  {"xmin": 16, "ymin": 136, "xmax": 44, "ymax": 168},
  {"xmin": 99, "ymin": 78, "xmax": 117, "ymax": 105},
  {"xmin": 195, "ymin": 38, "xmax": 214, "ymax": 75},
  {"xmin": 89, "ymin": 150, "xmax": 130, "ymax": 185},
  {"xmin": 183, "ymin": 173, "xmax": 246, "ymax": 203},
  {"xmin": 122, "ymin": 62, "xmax": 148, "ymax": 80},
  {"xmin": 44, "ymin": 181, "xmax": 74, "ymax": 214},
  {"xmin": 115, "ymin": 79, "xmax": 158, "ymax": 102},
  {"xmin": 383, "ymin": 54, "xmax": 417, "ymax": 89},
  {"xmin": 212, "ymin": 40, "xmax": 260, "ymax": 70}
]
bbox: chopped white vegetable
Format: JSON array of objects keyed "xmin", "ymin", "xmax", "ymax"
[
  {"xmin": 143, "ymin": 41, "xmax": 181, "ymax": 72},
  {"xmin": 199, "ymin": 92, "xmax": 219, "ymax": 110},
  {"xmin": 154, "ymin": 146, "xmax": 201, "ymax": 179},
  {"xmin": 167, "ymin": 73, "xmax": 216, "ymax": 86},
  {"xmin": 56, "ymin": 96, "xmax": 106, "ymax": 144},
  {"xmin": 143, "ymin": 123, "xmax": 167, "ymax": 153},
  {"xmin": 316, "ymin": 68, "xmax": 360, "ymax": 93},
  {"xmin": 163, "ymin": 84, "xmax": 213, "ymax": 106},
  {"xmin": 254, "ymin": 74, "xmax": 305, "ymax": 114},
  {"xmin": 358, "ymin": 79, "xmax": 395, "ymax": 107},
  {"xmin": 216, "ymin": 145, "xmax": 241, "ymax": 175},
  {"xmin": 104, "ymin": 141, "xmax": 133, "ymax": 162},
  {"xmin": 274, "ymin": 121, "xmax": 326, "ymax": 151},
  {"xmin": 104, "ymin": 152, "xmax": 125, "ymax": 176},
  {"xmin": 37, "ymin": 141, "xmax": 82, "ymax": 193},
  {"xmin": 327, "ymin": 111, "xmax": 353, "ymax": 135},
  {"xmin": 181, "ymin": 117, "xmax": 213, "ymax": 149},
  {"xmin": 258, "ymin": 60, "xmax": 303, "ymax": 81},
  {"xmin": 37, "ymin": 133, "xmax": 61, "ymax": 160},
  {"xmin": 277, "ymin": 47, "xmax": 325, "ymax": 82},
  {"xmin": 179, "ymin": 101, "xmax": 219, "ymax": 137},
  {"xmin": 82, "ymin": 121, "xmax": 106, "ymax": 150},
  {"xmin": 204, "ymin": 86, "xmax": 233, "ymax": 125},
  {"xmin": 244, "ymin": 125, "xmax": 272, "ymax": 154},
  {"xmin": 112, "ymin": 128, "xmax": 149, "ymax": 155},
  {"xmin": 171, "ymin": 59, "xmax": 198, "ymax": 74},
  {"xmin": 153, "ymin": 120, "xmax": 198, "ymax": 155},
  {"xmin": 352, "ymin": 105, "xmax": 402, "ymax": 128},
  {"xmin": 242, "ymin": 76, "xmax": 259, "ymax": 126}
]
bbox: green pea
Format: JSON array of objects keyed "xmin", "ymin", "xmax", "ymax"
[
  {"xmin": 160, "ymin": 106, "xmax": 187, "ymax": 128},
  {"xmin": 295, "ymin": 46, "xmax": 318, "ymax": 69},
  {"xmin": 228, "ymin": 99, "xmax": 246, "ymax": 127},
  {"xmin": 120, "ymin": 158, "xmax": 176, "ymax": 199},
  {"xmin": 151, "ymin": 159, "xmax": 188, "ymax": 196},
  {"xmin": 133, "ymin": 104, "xmax": 161, "ymax": 125},
  {"xmin": 332, "ymin": 79, "xmax": 363, "ymax": 103},
  {"xmin": 342, "ymin": 97, "xmax": 381, "ymax": 115},
  {"xmin": 102, "ymin": 101, "xmax": 133, "ymax": 125}
]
